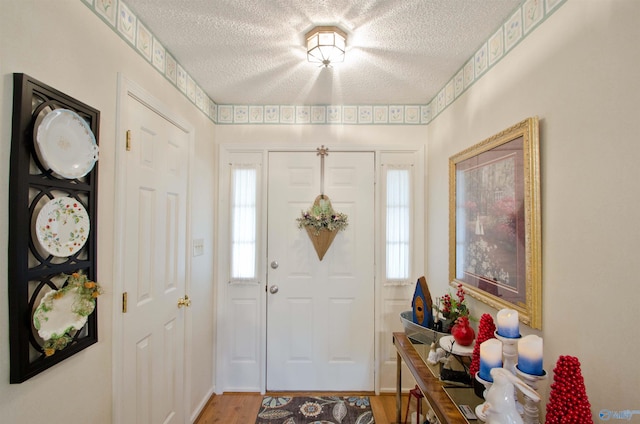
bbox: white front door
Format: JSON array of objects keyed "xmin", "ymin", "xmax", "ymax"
[
  {"xmin": 266, "ymin": 151, "xmax": 375, "ymax": 391},
  {"xmin": 119, "ymin": 92, "xmax": 189, "ymax": 423}
]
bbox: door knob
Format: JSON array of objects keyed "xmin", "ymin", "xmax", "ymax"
[
  {"xmin": 269, "ymin": 285, "xmax": 279, "ymax": 294},
  {"xmin": 270, "ymin": 261, "xmax": 279, "ymax": 269},
  {"xmin": 177, "ymin": 295, "xmax": 192, "ymax": 308}
]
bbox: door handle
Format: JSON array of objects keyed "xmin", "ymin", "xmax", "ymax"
[
  {"xmin": 177, "ymin": 295, "xmax": 192, "ymax": 308},
  {"xmin": 269, "ymin": 285, "xmax": 279, "ymax": 294}
]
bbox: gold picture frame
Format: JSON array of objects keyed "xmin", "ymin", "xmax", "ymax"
[{"xmin": 449, "ymin": 117, "xmax": 541, "ymax": 329}]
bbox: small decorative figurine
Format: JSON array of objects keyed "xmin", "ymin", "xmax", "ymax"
[
  {"xmin": 478, "ymin": 368, "xmax": 540, "ymax": 424},
  {"xmin": 427, "ymin": 341, "xmax": 446, "ymax": 365}
]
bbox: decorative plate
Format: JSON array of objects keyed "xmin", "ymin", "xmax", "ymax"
[
  {"xmin": 33, "ymin": 285, "xmax": 96, "ymax": 341},
  {"xmin": 35, "ymin": 197, "xmax": 90, "ymax": 257},
  {"xmin": 35, "ymin": 108, "xmax": 99, "ymax": 179}
]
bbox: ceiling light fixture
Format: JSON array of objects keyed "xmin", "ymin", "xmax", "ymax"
[{"xmin": 305, "ymin": 26, "xmax": 347, "ymax": 68}]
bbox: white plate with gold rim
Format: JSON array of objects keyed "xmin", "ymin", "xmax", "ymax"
[{"xmin": 35, "ymin": 108, "xmax": 98, "ymax": 179}]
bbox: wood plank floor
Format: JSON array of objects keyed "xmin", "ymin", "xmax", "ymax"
[{"xmin": 195, "ymin": 392, "xmax": 409, "ymax": 424}]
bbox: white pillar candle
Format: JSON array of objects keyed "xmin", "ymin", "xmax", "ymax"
[
  {"xmin": 479, "ymin": 338, "xmax": 502, "ymax": 382},
  {"xmin": 497, "ymin": 308, "xmax": 520, "ymax": 338},
  {"xmin": 517, "ymin": 335, "xmax": 544, "ymax": 375}
]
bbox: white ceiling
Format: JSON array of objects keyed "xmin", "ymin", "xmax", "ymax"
[{"xmin": 124, "ymin": 0, "xmax": 524, "ymax": 106}]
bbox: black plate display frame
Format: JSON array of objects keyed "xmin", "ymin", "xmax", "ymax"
[{"xmin": 9, "ymin": 73, "xmax": 100, "ymax": 383}]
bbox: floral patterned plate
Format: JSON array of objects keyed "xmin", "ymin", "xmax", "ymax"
[
  {"xmin": 35, "ymin": 108, "xmax": 99, "ymax": 179},
  {"xmin": 33, "ymin": 284, "xmax": 96, "ymax": 341},
  {"xmin": 35, "ymin": 197, "xmax": 90, "ymax": 257}
]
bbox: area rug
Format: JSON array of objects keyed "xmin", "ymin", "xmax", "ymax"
[{"xmin": 255, "ymin": 395, "xmax": 375, "ymax": 424}]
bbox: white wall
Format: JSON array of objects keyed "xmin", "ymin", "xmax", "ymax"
[
  {"xmin": 426, "ymin": 0, "xmax": 640, "ymax": 416},
  {"xmin": 0, "ymin": 2, "xmax": 216, "ymax": 423}
]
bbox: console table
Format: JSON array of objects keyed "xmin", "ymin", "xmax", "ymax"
[{"xmin": 393, "ymin": 332, "xmax": 482, "ymax": 424}]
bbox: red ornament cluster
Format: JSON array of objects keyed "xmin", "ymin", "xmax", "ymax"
[
  {"xmin": 545, "ymin": 355, "xmax": 593, "ymax": 424},
  {"xmin": 469, "ymin": 313, "xmax": 496, "ymax": 377}
]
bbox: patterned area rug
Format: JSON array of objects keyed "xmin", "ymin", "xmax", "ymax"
[{"xmin": 255, "ymin": 395, "xmax": 375, "ymax": 424}]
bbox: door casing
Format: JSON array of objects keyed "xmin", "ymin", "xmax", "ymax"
[{"xmin": 112, "ymin": 74, "xmax": 195, "ymax": 423}]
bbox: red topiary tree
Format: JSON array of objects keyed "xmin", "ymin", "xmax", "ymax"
[
  {"xmin": 545, "ymin": 355, "xmax": 593, "ymax": 424},
  {"xmin": 469, "ymin": 313, "xmax": 497, "ymax": 377}
]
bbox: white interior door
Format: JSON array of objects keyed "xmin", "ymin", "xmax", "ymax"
[
  {"xmin": 266, "ymin": 151, "xmax": 375, "ymax": 391},
  {"xmin": 119, "ymin": 93, "xmax": 189, "ymax": 424}
]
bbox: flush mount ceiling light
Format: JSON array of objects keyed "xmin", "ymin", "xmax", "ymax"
[{"xmin": 305, "ymin": 26, "xmax": 347, "ymax": 67}]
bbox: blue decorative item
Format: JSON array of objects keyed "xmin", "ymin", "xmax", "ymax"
[{"xmin": 412, "ymin": 276, "xmax": 433, "ymax": 328}]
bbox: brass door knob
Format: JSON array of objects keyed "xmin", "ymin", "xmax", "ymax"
[{"xmin": 177, "ymin": 295, "xmax": 192, "ymax": 308}]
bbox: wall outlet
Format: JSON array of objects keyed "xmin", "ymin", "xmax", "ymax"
[{"xmin": 192, "ymin": 238, "xmax": 204, "ymax": 257}]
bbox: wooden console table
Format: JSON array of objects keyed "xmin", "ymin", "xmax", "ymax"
[{"xmin": 393, "ymin": 332, "xmax": 481, "ymax": 424}]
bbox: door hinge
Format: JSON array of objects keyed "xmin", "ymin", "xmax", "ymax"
[
  {"xmin": 122, "ymin": 292, "xmax": 128, "ymax": 313},
  {"xmin": 126, "ymin": 130, "xmax": 132, "ymax": 151}
]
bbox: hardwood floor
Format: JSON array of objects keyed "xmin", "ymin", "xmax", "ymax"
[{"xmin": 195, "ymin": 392, "xmax": 409, "ymax": 424}]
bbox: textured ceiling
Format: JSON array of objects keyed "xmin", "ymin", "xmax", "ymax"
[{"xmin": 124, "ymin": 0, "xmax": 524, "ymax": 105}]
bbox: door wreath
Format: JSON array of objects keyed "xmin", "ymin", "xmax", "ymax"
[{"xmin": 297, "ymin": 194, "xmax": 348, "ymax": 260}]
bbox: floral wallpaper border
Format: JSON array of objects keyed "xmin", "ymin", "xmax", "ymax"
[{"xmin": 82, "ymin": 0, "xmax": 566, "ymax": 125}]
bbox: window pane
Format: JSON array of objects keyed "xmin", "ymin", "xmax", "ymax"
[
  {"xmin": 386, "ymin": 169, "xmax": 410, "ymax": 280},
  {"xmin": 231, "ymin": 167, "xmax": 257, "ymax": 280}
]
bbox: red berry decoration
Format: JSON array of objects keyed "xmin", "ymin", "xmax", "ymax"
[
  {"xmin": 451, "ymin": 316, "xmax": 475, "ymax": 346},
  {"xmin": 545, "ymin": 355, "xmax": 593, "ymax": 424},
  {"xmin": 469, "ymin": 313, "xmax": 496, "ymax": 377}
]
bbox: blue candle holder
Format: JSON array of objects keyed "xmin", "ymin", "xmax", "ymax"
[
  {"xmin": 517, "ymin": 356, "xmax": 544, "ymax": 376},
  {"xmin": 479, "ymin": 358, "xmax": 502, "ymax": 382},
  {"xmin": 497, "ymin": 326, "xmax": 520, "ymax": 338}
]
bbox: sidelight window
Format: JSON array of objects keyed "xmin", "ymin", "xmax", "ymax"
[
  {"xmin": 385, "ymin": 166, "xmax": 412, "ymax": 281},
  {"xmin": 230, "ymin": 166, "xmax": 258, "ymax": 280}
]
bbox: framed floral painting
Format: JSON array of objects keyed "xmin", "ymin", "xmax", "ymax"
[{"xmin": 449, "ymin": 117, "xmax": 542, "ymax": 329}]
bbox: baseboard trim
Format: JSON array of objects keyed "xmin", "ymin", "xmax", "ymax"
[{"xmin": 190, "ymin": 387, "xmax": 215, "ymax": 423}]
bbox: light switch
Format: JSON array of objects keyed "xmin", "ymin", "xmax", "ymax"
[{"xmin": 193, "ymin": 238, "xmax": 204, "ymax": 257}]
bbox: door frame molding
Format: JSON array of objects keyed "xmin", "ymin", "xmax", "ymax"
[
  {"xmin": 216, "ymin": 143, "xmax": 425, "ymax": 394},
  {"xmin": 112, "ymin": 73, "xmax": 196, "ymax": 423}
]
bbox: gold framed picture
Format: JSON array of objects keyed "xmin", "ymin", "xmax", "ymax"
[{"xmin": 449, "ymin": 117, "xmax": 542, "ymax": 329}]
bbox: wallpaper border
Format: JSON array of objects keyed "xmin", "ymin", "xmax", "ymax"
[{"xmin": 82, "ymin": 0, "xmax": 566, "ymax": 125}]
